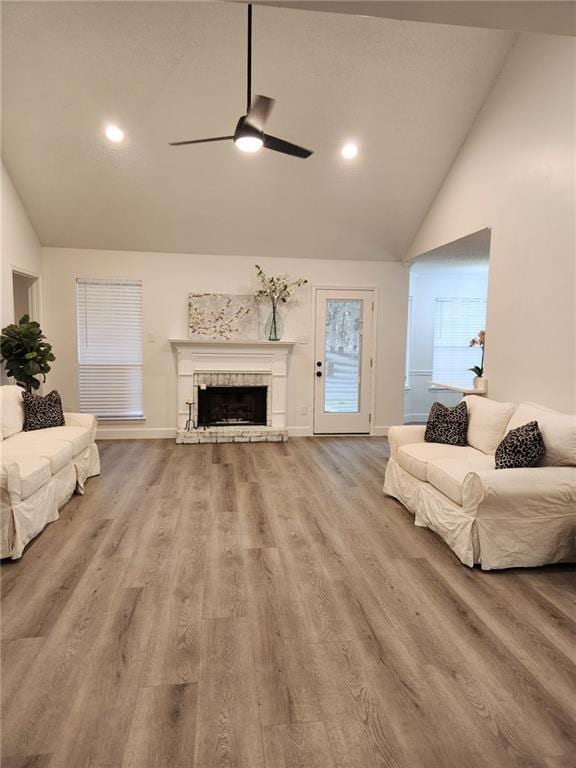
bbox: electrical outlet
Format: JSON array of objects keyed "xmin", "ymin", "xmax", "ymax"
[
  {"xmin": 300, "ymin": 405, "xmax": 308, "ymax": 416},
  {"xmin": 147, "ymin": 332, "xmax": 156, "ymax": 343},
  {"xmin": 298, "ymin": 335, "xmax": 309, "ymax": 345}
]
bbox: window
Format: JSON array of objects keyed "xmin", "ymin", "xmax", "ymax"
[
  {"xmin": 76, "ymin": 279, "xmax": 143, "ymax": 418},
  {"xmin": 432, "ymin": 298, "xmax": 487, "ymax": 386}
]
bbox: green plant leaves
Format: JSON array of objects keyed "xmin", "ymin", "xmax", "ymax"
[{"xmin": 0, "ymin": 316, "xmax": 55, "ymax": 393}]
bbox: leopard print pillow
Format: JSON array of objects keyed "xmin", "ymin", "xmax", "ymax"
[
  {"xmin": 22, "ymin": 390, "xmax": 65, "ymax": 432},
  {"xmin": 424, "ymin": 401, "xmax": 468, "ymax": 446},
  {"xmin": 495, "ymin": 420, "xmax": 545, "ymax": 469}
]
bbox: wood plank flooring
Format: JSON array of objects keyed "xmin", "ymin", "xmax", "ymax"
[{"xmin": 2, "ymin": 437, "xmax": 576, "ymax": 767}]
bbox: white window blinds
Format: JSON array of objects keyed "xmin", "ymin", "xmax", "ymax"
[
  {"xmin": 432, "ymin": 298, "xmax": 487, "ymax": 386},
  {"xmin": 76, "ymin": 279, "xmax": 143, "ymax": 418}
]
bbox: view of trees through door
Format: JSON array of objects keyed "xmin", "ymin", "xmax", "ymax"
[{"xmin": 324, "ymin": 300, "xmax": 362, "ymax": 413}]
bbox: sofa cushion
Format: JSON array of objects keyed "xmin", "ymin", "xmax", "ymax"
[
  {"xmin": 0, "ymin": 453, "xmax": 52, "ymax": 500},
  {"xmin": 397, "ymin": 443, "xmax": 484, "ymax": 482},
  {"xmin": 424, "ymin": 401, "xmax": 468, "ymax": 446},
  {"xmin": 12, "ymin": 425, "xmax": 91, "ymax": 457},
  {"xmin": 427, "ymin": 454, "xmax": 496, "ymax": 505},
  {"xmin": 506, "ymin": 402, "xmax": 576, "ymax": 467},
  {"xmin": 463, "ymin": 395, "xmax": 516, "ymax": 454},
  {"xmin": 6, "ymin": 434, "xmax": 74, "ymax": 475},
  {"xmin": 0, "ymin": 385, "xmax": 25, "ymax": 439}
]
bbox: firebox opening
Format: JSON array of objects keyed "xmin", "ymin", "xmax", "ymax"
[{"xmin": 198, "ymin": 386, "xmax": 267, "ymax": 427}]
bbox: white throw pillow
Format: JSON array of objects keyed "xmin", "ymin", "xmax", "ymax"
[
  {"xmin": 463, "ymin": 395, "xmax": 516, "ymax": 455},
  {"xmin": 506, "ymin": 402, "xmax": 576, "ymax": 467},
  {"xmin": 0, "ymin": 385, "xmax": 25, "ymax": 439}
]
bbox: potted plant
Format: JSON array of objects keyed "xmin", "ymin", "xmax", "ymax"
[
  {"xmin": 0, "ymin": 315, "xmax": 56, "ymax": 392},
  {"xmin": 468, "ymin": 330, "xmax": 486, "ymax": 390},
  {"xmin": 253, "ymin": 265, "xmax": 307, "ymax": 341}
]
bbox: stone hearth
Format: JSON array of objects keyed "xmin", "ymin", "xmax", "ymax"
[{"xmin": 177, "ymin": 426, "xmax": 286, "ymax": 444}]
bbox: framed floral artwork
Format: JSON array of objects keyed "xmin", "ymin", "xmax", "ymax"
[{"xmin": 187, "ymin": 293, "xmax": 260, "ymax": 340}]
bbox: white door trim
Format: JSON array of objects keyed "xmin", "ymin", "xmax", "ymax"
[{"xmin": 10, "ymin": 266, "xmax": 42, "ymax": 324}]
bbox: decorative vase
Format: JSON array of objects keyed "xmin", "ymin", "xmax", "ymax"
[
  {"xmin": 265, "ymin": 307, "xmax": 283, "ymax": 341},
  {"xmin": 473, "ymin": 376, "xmax": 487, "ymax": 391}
]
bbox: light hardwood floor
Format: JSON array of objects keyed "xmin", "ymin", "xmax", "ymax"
[{"xmin": 2, "ymin": 437, "xmax": 576, "ymax": 768}]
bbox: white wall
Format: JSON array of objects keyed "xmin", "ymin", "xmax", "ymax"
[
  {"xmin": 1, "ymin": 162, "xmax": 42, "ymax": 328},
  {"xmin": 407, "ymin": 33, "xmax": 576, "ymax": 413},
  {"xmin": 42, "ymin": 248, "xmax": 408, "ymax": 437},
  {"xmin": 405, "ymin": 262, "xmax": 489, "ymax": 421}
]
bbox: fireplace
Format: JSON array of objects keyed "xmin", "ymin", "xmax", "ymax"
[
  {"xmin": 198, "ymin": 385, "xmax": 267, "ymax": 427},
  {"xmin": 171, "ymin": 341, "xmax": 292, "ymax": 443}
]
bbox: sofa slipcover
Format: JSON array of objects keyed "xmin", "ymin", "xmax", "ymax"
[
  {"xmin": 384, "ymin": 399, "xmax": 576, "ymax": 570},
  {"xmin": 506, "ymin": 402, "xmax": 576, "ymax": 467},
  {"xmin": 462, "ymin": 395, "xmax": 516, "ymax": 454},
  {"xmin": 397, "ymin": 443, "xmax": 482, "ymax": 482},
  {"xmin": 11, "ymin": 426, "xmax": 91, "ymax": 458},
  {"xmin": 1, "ymin": 385, "xmax": 100, "ymax": 559},
  {"xmin": 426, "ymin": 454, "xmax": 495, "ymax": 506},
  {"xmin": 5, "ymin": 436, "xmax": 74, "ymax": 475},
  {"xmin": 0, "ymin": 455, "xmax": 52, "ymax": 501}
]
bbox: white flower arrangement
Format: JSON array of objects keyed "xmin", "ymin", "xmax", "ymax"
[
  {"xmin": 253, "ymin": 265, "xmax": 308, "ymax": 340},
  {"xmin": 253, "ymin": 265, "xmax": 307, "ymax": 305}
]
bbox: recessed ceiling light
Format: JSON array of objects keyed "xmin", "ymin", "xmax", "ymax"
[
  {"xmin": 105, "ymin": 125, "xmax": 124, "ymax": 143},
  {"xmin": 341, "ymin": 142, "xmax": 359, "ymax": 160},
  {"xmin": 235, "ymin": 135, "xmax": 263, "ymax": 153}
]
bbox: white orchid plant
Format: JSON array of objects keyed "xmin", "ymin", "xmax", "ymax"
[{"xmin": 468, "ymin": 329, "xmax": 486, "ymax": 377}]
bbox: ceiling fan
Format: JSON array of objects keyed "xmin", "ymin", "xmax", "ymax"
[{"xmin": 169, "ymin": 4, "xmax": 313, "ymax": 159}]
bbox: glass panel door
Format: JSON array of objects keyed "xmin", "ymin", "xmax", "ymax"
[
  {"xmin": 314, "ymin": 289, "xmax": 374, "ymax": 434},
  {"xmin": 324, "ymin": 300, "xmax": 362, "ymax": 413}
]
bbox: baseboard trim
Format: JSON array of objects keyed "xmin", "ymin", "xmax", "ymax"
[
  {"xmin": 287, "ymin": 426, "xmax": 314, "ymax": 437},
  {"xmin": 97, "ymin": 427, "xmax": 177, "ymax": 440},
  {"xmin": 97, "ymin": 425, "xmax": 390, "ymax": 440}
]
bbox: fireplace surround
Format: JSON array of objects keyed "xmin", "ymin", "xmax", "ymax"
[{"xmin": 170, "ymin": 339, "xmax": 294, "ymax": 443}]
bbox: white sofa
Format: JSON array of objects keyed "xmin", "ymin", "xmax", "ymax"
[
  {"xmin": 384, "ymin": 396, "xmax": 576, "ymax": 570},
  {"xmin": 0, "ymin": 385, "xmax": 100, "ymax": 559}
]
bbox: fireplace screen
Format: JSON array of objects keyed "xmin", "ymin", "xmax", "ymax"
[{"xmin": 197, "ymin": 386, "xmax": 267, "ymax": 427}]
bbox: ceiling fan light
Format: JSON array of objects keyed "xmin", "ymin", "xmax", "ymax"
[
  {"xmin": 235, "ymin": 135, "xmax": 263, "ymax": 153},
  {"xmin": 105, "ymin": 124, "xmax": 124, "ymax": 143},
  {"xmin": 341, "ymin": 142, "xmax": 359, "ymax": 160}
]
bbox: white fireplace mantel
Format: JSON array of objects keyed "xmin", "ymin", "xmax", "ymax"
[
  {"xmin": 169, "ymin": 339, "xmax": 296, "ymax": 347},
  {"xmin": 169, "ymin": 339, "xmax": 295, "ymax": 441}
]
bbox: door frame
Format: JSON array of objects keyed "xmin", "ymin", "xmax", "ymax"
[
  {"xmin": 10, "ymin": 266, "xmax": 42, "ymax": 323},
  {"xmin": 312, "ymin": 285, "xmax": 378, "ymax": 435}
]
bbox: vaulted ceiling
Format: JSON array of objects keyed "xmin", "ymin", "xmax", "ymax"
[{"xmin": 2, "ymin": 2, "xmax": 514, "ymax": 260}]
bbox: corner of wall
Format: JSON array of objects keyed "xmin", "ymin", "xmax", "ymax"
[{"xmin": 1, "ymin": 162, "xmax": 43, "ymax": 327}]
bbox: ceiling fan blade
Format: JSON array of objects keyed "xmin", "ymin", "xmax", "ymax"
[
  {"xmin": 263, "ymin": 133, "xmax": 313, "ymax": 159},
  {"xmin": 169, "ymin": 136, "xmax": 233, "ymax": 146},
  {"xmin": 245, "ymin": 95, "xmax": 275, "ymax": 132}
]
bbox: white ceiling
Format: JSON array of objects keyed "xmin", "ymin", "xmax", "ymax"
[
  {"xmin": 250, "ymin": 1, "xmax": 576, "ymax": 37},
  {"xmin": 2, "ymin": 2, "xmax": 515, "ymax": 260}
]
